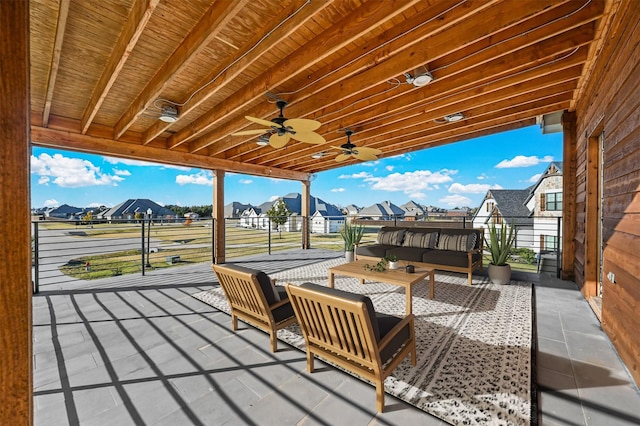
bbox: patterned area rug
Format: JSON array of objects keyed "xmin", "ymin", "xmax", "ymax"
[{"xmin": 193, "ymin": 258, "xmax": 534, "ymax": 425}]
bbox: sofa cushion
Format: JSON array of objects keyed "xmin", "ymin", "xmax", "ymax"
[
  {"xmin": 423, "ymin": 250, "xmax": 481, "ymax": 268},
  {"xmin": 356, "ymin": 244, "xmax": 396, "ymax": 258},
  {"xmin": 387, "ymin": 246, "xmax": 432, "ymax": 263},
  {"xmin": 377, "ymin": 228, "xmax": 405, "ymax": 246},
  {"xmin": 402, "ymin": 231, "xmax": 439, "ymax": 249},
  {"xmin": 436, "ymin": 232, "xmax": 477, "ymax": 252}
]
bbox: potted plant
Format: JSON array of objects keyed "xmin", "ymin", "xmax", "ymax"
[
  {"xmin": 385, "ymin": 254, "xmax": 399, "ymax": 270},
  {"xmin": 484, "ymin": 222, "xmax": 517, "ymax": 284},
  {"xmin": 339, "ymin": 222, "xmax": 365, "ymax": 262}
]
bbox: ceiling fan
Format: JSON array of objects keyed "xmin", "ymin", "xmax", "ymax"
[
  {"xmin": 232, "ymin": 100, "xmax": 325, "ymax": 148},
  {"xmin": 331, "ymin": 129, "xmax": 382, "ymax": 162}
]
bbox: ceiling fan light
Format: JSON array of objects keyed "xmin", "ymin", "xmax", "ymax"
[
  {"xmin": 159, "ymin": 105, "xmax": 178, "ymax": 123},
  {"xmin": 444, "ymin": 112, "xmax": 465, "ymax": 122},
  {"xmin": 256, "ymin": 140, "xmax": 269, "ymax": 146},
  {"xmin": 311, "ymin": 152, "xmax": 326, "ymax": 159}
]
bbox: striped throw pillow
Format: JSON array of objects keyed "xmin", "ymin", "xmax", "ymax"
[
  {"xmin": 437, "ymin": 233, "xmax": 470, "ymax": 252},
  {"xmin": 402, "ymin": 231, "xmax": 438, "ymax": 249},
  {"xmin": 377, "ymin": 229, "xmax": 405, "ymax": 246}
]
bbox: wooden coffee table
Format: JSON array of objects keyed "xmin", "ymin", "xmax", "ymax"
[{"xmin": 328, "ymin": 260, "xmax": 434, "ymax": 315}]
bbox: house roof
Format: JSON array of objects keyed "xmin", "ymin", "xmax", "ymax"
[
  {"xmin": 486, "ymin": 189, "xmax": 533, "ymax": 226},
  {"xmin": 524, "ymin": 161, "xmax": 564, "ymax": 204},
  {"xmin": 224, "ymin": 202, "xmax": 253, "ymax": 218},
  {"xmin": 358, "ymin": 201, "xmax": 405, "ymax": 218},
  {"xmin": 100, "ymin": 199, "xmax": 176, "ymax": 218},
  {"xmin": 28, "ymin": 2, "xmax": 608, "ymax": 179}
]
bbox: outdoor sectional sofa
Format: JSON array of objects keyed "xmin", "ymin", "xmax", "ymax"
[{"xmin": 355, "ymin": 226, "xmax": 484, "ymax": 285}]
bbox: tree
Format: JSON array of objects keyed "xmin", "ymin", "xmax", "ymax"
[{"xmin": 266, "ymin": 200, "xmax": 292, "ymax": 239}]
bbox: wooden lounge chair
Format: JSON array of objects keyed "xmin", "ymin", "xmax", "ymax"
[
  {"xmin": 211, "ymin": 264, "xmax": 297, "ymax": 352},
  {"xmin": 285, "ymin": 282, "xmax": 416, "ymax": 412}
]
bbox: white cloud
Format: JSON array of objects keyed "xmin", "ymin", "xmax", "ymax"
[
  {"xmin": 439, "ymin": 194, "xmax": 472, "ymax": 207},
  {"xmin": 31, "ymin": 153, "xmax": 124, "ymax": 188},
  {"xmin": 269, "ymin": 195, "xmax": 280, "ymax": 202},
  {"xmin": 239, "ymin": 179, "xmax": 253, "ymax": 184},
  {"xmin": 331, "ymin": 188, "xmax": 346, "ymax": 193},
  {"xmin": 103, "ymin": 156, "xmax": 191, "ymax": 171},
  {"xmin": 385, "ymin": 165, "xmax": 394, "ymax": 171},
  {"xmin": 43, "ymin": 199, "xmax": 59, "ymax": 208},
  {"xmin": 175, "ymin": 171, "xmax": 212, "ymax": 186},
  {"xmin": 448, "ymin": 182, "xmax": 503, "ymax": 194},
  {"xmin": 38, "ymin": 176, "xmax": 50, "ymax": 185},
  {"xmin": 408, "ymin": 192, "xmax": 426, "ymax": 200},
  {"xmin": 364, "ymin": 169, "xmax": 457, "ymax": 193},
  {"xmin": 477, "ymin": 173, "xmax": 489, "ymax": 180},
  {"xmin": 495, "ymin": 155, "xmax": 554, "ymax": 168},
  {"xmin": 528, "ymin": 173, "xmax": 542, "ymax": 183},
  {"xmin": 361, "ymin": 161, "xmax": 380, "ymax": 167},
  {"xmin": 113, "ymin": 169, "xmax": 131, "ymax": 176},
  {"xmin": 338, "ymin": 172, "xmax": 373, "ymax": 179}
]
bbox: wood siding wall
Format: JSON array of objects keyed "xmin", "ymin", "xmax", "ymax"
[{"xmin": 573, "ymin": 1, "xmax": 640, "ymax": 384}]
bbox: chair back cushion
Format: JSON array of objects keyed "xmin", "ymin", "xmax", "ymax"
[{"xmin": 215, "ymin": 264, "xmax": 280, "ymax": 305}]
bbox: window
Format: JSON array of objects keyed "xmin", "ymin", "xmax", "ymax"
[
  {"xmin": 544, "ymin": 235, "xmax": 557, "ymax": 251},
  {"xmin": 486, "ymin": 201, "xmax": 494, "ymax": 212},
  {"xmin": 545, "ymin": 192, "xmax": 562, "ymax": 211}
]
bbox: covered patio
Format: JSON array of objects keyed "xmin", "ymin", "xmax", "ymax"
[
  {"xmin": 1, "ymin": 1, "xmax": 640, "ymax": 423},
  {"xmin": 32, "ymin": 249, "xmax": 640, "ymax": 425}
]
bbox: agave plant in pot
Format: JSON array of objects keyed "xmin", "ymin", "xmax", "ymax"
[
  {"xmin": 339, "ymin": 222, "xmax": 365, "ymax": 262},
  {"xmin": 484, "ymin": 222, "xmax": 517, "ymax": 284}
]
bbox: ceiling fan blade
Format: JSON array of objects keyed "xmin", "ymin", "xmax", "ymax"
[
  {"xmin": 356, "ymin": 146, "xmax": 382, "ymax": 156},
  {"xmin": 283, "ymin": 118, "xmax": 321, "ymax": 132},
  {"xmin": 269, "ymin": 132, "xmax": 291, "ymax": 148},
  {"xmin": 246, "ymin": 116, "xmax": 279, "ymax": 128},
  {"xmin": 354, "ymin": 151, "xmax": 379, "ymax": 161},
  {"xmin": 232, "ymin": 129, "xmax": 270, "ymax": 136},
  {"xmin": 335, "ymin": 153, "xmax": 351, "ymax": 162},
  {"xmin": 290, "ymin": 131, "xmax": 325, "ymax": 144}
]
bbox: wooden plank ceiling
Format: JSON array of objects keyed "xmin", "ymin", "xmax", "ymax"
[{"xmin": 29, "ymin": 0, "xmax": 607, "ymax": 181}]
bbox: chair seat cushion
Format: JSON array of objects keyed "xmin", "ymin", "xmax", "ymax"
[
  {"xmin": 272, "ymin": 300, "xmax": 295, "ymax": 323},
  {"xmin": 376, "ymin": 313, "xmax": 411, "ymax": 363},
  {"xmin": 423, "ymin": 250, "xmax": 481, "ymax": 267}
]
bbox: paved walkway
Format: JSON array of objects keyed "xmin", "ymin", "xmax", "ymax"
[{"xmin": 32, "ymin": 249, "xmax": 640, "ymax": 425}]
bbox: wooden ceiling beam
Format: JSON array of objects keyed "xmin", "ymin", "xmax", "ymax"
[
  {"xmin": 31, "ymin": 126, "xmax": 308, "ymax": 181},
  {"xmin": 276, "ymin": 82, "xmax": 577, "ymax": 171},
  {"xmin": 240, "ymin": 32, "xmax": 592, "ymax": 165},
  {"xmin": 266, "ymin": 73, "xmax": 581, "ymax": 170},
  {"xmin": 197, "ymin": 0, "xmax": 571, "ymax": 157},
  {"xmin": 144, "ymin": 0, "xmax": 333, "ymax": 146},
  {"xmin": 193, "ymin": 0, "xmax": 499, "ymax": 155},
  {"xmin": 81, "ymin": 0, "xmax": 160, "ymax": 134},
  {"xmin": 112, "ymin": 0, "xmax": 249, "ymax": 140},
  {"xmin": 41, "ymin": 0, "xmax": 70, "ymax": 127},
  {"xmin": 166, "ymin": 0, "xmax": 423, "ymax": 149}
]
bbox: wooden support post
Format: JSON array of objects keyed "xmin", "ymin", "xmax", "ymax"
[
  {"xmin": 561, "ymin": 111, "xmax": 577, "ymax": 280},
  {"xmin": 301, "ymin": 179, "xmax": 311, "ymax": 249},
  {"xmin": 0, "ymin": 1, "xmax": 32, "ymax": 423},
  {"xmin": 213, "ymin": 170, "xmax": 225, "ymax": 263}
]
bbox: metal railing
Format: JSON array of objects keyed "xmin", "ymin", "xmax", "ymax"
[{"xmin": 32, "ymin": 214, "xmax": 562, "ymax": 291}]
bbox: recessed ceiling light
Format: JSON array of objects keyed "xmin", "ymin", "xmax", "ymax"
[
  {"xmin": 444, "ymin": 113, "xmax": 465, "ymax": 122},
  {"xmin": 404, "ymin": 71, "xmax": 434, "ymax": 87},
  {"xmin": 159, "ymin": 105, "xmax": 178, "ymax": 123}
]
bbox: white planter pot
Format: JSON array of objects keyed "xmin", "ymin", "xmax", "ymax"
[
  {"xmin": 345, "ymin": 251, "xmax": 355, "ymax": 262},
  {"xmin": 388, "ymin": 261, "xmax": 399, "ymax": 270},
  {"xmin": 488, "ymin": 263, "xmax": 512, "ymax": 285}
]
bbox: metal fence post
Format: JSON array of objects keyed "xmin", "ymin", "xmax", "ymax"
[
  {"xmin": 268, "ymin": 218, "xmax": 272, "ymax": 255},
  {"xmin": 33, "ymin": 221, "xmax": 39, "ymax": 293},
  {"xmin": 211, "ymin": 217, "xmax": 215, "ymax": 264},
  {"xmin": 557, "ymin": 216, "xmax": 562, "ymax": 278},
  {"xmin": 141, "ymin": 220, "xmax": 146, "ymax": 276}
]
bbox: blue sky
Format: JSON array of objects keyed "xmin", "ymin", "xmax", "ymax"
[{"xmin": 31, "ymin": 125, "xmax": 562, "ymax": 210}]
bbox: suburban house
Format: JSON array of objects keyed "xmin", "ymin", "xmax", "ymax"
[
  {"xmin": 401, "ymin": 200, "xmax": 427, "ymax": 220},
  {"xmin": 473, "ymin": 189, "xmax": 535, "ymax": 250},
  {"xmin": 240, "ymin": 193, "xmax": 343, "ymax": 233},
  {"xmin": 99, "ymin": 199, "xmax": 177, "ymax": 222},
  {"xmin": 224, "ymin": 201, "xmax": 253, "ymax": 219},
  {"xmin": 357, "ymin": 201, "xmax": 405, "ymax": 220},
  {"xmin": 43, "ymin": 203, "xmax": 83, "ymax": 219},
  {"xmin": 342, "ymin": 204, "xmax": 361, "ymax": 218},
  {"xmin": 4, "ymin": 1, "xmax": 640, "ymax": 423}
]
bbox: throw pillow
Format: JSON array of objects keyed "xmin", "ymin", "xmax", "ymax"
[
  {"xmin": 377, "ymin": 229, "xmax": 405, "ymax": 246},
  {"xmin": 402, "ymin": 231, "xmax": 438, "ymax": 249},
  {"xmin": 437, "ymin": 233, "xmax": 469, "ymax": 252}
]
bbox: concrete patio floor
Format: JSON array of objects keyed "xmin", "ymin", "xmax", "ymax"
[{"xmin": 32, "ymin": 249, "xmax": 640, "ymax": 425}]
